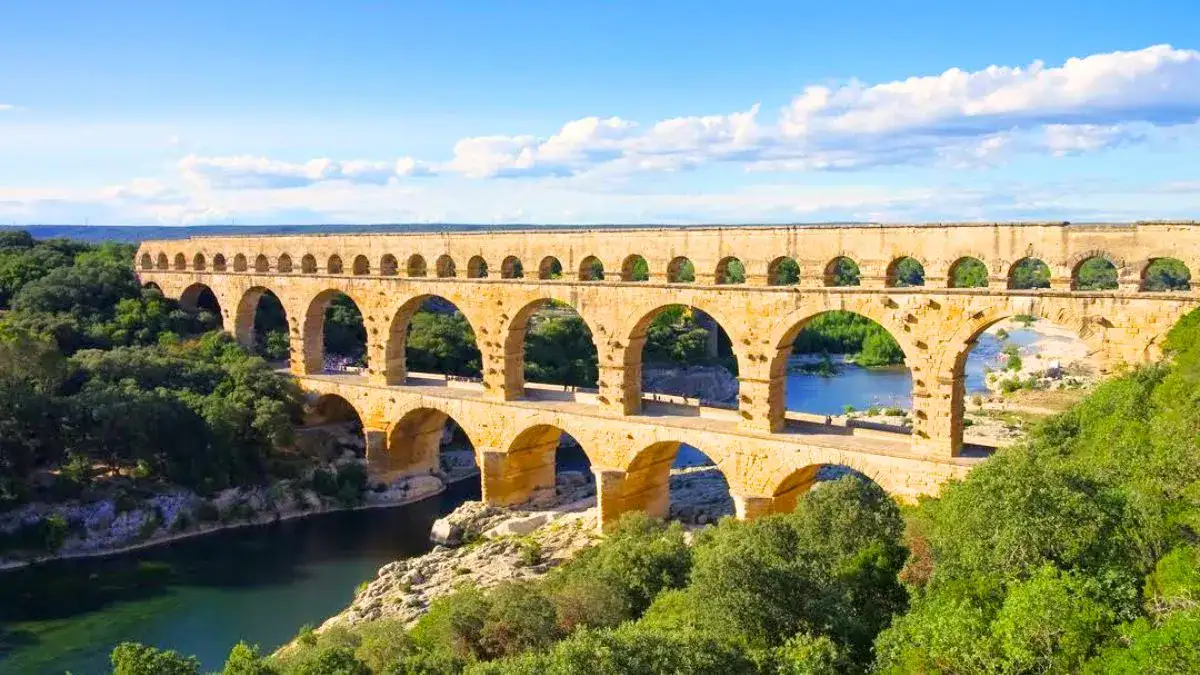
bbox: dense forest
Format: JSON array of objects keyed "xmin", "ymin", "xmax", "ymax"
[{"xmin": 112, "ymin": 302, "xmax": 1200, "ymax": 673}]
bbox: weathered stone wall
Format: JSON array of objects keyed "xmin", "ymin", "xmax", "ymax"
[{"xmin": 136, "ymin": 223, "xmax": 1200, "ymax": 522}]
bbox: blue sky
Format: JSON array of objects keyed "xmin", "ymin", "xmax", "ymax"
[{"xmin": 2, "ymin": 1, "xmax": 1200, "ymax": 225}]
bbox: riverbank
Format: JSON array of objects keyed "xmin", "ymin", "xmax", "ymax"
[{"xmin": 0, "ymin": 450, "xmax": 481, "ymax": 573}]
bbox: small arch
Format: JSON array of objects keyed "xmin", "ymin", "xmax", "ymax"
[
  {"xmin": 139, "ymin": 253, "xmax": 153, "ymax": 270},
  {"xmin": 1072, "ymin": 255, "xmax": 1118, "ymax": 291},
  {"xmin": 886, "ymin": 257, "xmax": 925, "ymax": 287},
  {"xmin": 173, "ymin": 253, "xmax": 187, "ymax": 271},
  {"xmin": 538, "ymin": 256, "xmax": 563, "ymax": 280},
  {"xmin": 715, "ymin": 257, "xmax": 746, "ymax": 285},
  {"xmin": 233, "ymin": 254, "xmax": 248, "ymax": 272},
  {"xmin": 1008, "ymin": 257, "xmax": 1051, "ymax": 290},
  {"xmin": 1141, "ymin": 258, "xmax": 1191, "ymax": 292},
  {"xmin": 502, "ymin": 424, "xmax": 593, "ymax": 505},
  {"xmin": 352, "ymin": 255, "xmax": 370, "ymax": 276},
  {"xmin": 301, "ymin": 254, "xmax": 318, "ymax": 274},
  {"xmin": 768, "ymin": 257, "xmax": 800, "ymax": 286},
  {"xmin": 304, "ymin": 394, "xmax": 365, "ymax": 457},
  {"xmin": 192, "ymin": 253, "xmax": 206, "ymax": 271},
  {"xmin": 579, "ymin": 256, "xmax": 604, "ymax": 281},
  {"xmin": 823, "ymin": 257, "xmax": 860, "ymax": 286},
  {"xmin": 769, "ymin": 465, "xmax": 878, "ymax": 514},
  {"xmin": 212, "ymin": 254, "xmax": 227, "ymax": 272},
  {"xmin": 327, "ymin": 255, "xmax": 344, "ymax": 275},
  {"xmin": 254, "ymin": 254, "xmax": 270, "ymax": 273},
  {"xmin": 156, "ymin": 253, "xmax": 169, "ymax": 270},
  {"xmin": 622, "ymin": 255, "xmax": 650, "ymax": 282},
  {"xmin": 501, "ymin": 256, "xmax": 524, "ymax": 279},
  {"xmin": 948, "ymin": 257, "xmax": 988, "ymax": 288},
  {"xmin": 380, "ymin": 254, "xmax": 399, "ymax": 276},
  {"xmin": 467, "ymin": 256, "xmax": 489, "ymax": 278},
  {"xmin": 667, "ymin": 256, "xmax": 695, "ymax": 283},
  {"xmin": 436, "ymin": 255, "xmax": 456, "ymax": 278},
  {"xmin": 277, "ymin": 254, "xmax": 293, "ymax": 274},
  {"xmin": 406, "ymin": 254, "xmax": 428, "ymax": 277},
  {"xmin": 504, "ymin": 299, "xmax": 600, "ymax": 395}
]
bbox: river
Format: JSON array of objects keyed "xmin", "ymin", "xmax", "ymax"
[{"xmin": 0, "ymin": 329, "xmax": 1032, "ymax": 673}]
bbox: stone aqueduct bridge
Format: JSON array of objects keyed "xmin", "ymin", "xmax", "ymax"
[{"xmin": 136, "ymin": 222, "xmax": 1199, "ymax": 525}]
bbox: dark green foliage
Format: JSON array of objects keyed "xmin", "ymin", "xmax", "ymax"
[
  {"xmin": 889, "ymin": 257, "xmax": 924, "ymax": 287},
  {"xmin": 791, "ymin": 311, "xmax": 904, "ymax": 366},
  {"xmin": 410, "ymin": 582, "xmax": 563, "ymax": 663},
  {"xmin": 406, "ymin": 310, "xmax": 482, "ymax": 377},
  {"xmin": 523, "ymin": 305, "xmax": 598, "ymax": 387},
  {"xmin": 222, "ymin": 642, "xmax": 280, "ymax": 674},
  {"xmin": 1075, "ymin": 257, "xmax": 1118, "ymax": 290},
  {"xmin": 289, "ymin": 646, "xmax": 372, "ymax": 675},
  {"xmin": 950, "ymin": 257, "xmax": 989, "ymax": 288},
  {"xmin": 111, "ymin": 641, "xmax": 200, "ymax": 675},
  {"xmin": 771, "ymin": 258, "xmax": 801, "ymax": 285},
  {"xmin": 825, "ymin": 258, "xmax": 859, "ymax": 286},
  {"xmin": 626, "ymin": 256, "xmax": 650, "ymax": 281},
  {"xmin": 1142, "ymin": 258, "xmax": 1191, "ymax": 292},
  {"xmin": 1009, "ymin": 257, "xmax": 1051, "ymax": 289},
  {"xmin": 323, "ymin": 294, "xmax": 366, "ymax": 363}
]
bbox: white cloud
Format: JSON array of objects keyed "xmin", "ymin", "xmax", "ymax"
[
  {"xmin": 178, "ymin": 154, "xmax": 434, "ymax": 189},
  {"xmin": 0, "ymin": 104, "xmax": 15, "ymax": 112}
]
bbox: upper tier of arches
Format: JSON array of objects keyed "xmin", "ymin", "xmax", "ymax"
[{"xmin": 139, "ymin": 248, "xmax": 1197, "ymax": 295}]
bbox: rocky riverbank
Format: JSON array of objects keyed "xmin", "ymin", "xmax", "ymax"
[{"xmin": 314, "ymin": 461, "xmax": 735, "ymax": 633}]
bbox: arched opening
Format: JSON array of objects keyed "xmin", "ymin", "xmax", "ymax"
[
  {"xmin": 467, "ymin": 256, "xmax": 489, "ymax": 279},
  {"xmin": 380, "ymin": 254, "xmax": 399, "ymax": 276},
  {"xmin": 666, "ymin": 257, "xmax": 695, "ymax": 283},
  {"xmin": 303, "ymin": 290, "xmax": 367, "ymax": 373},
  {"xmin": 886, "ymin": 257, "xmax": 925, "ymax": 287},
  {"xmin": 327, "ymin": 255, "xmax": 344, "ymax": 275},
  {"xmin": 634, "ymin": 305, "xmax": 738, "ymax": 408},
  {"xmin": 352, "ymin": 255, "xmax": 370, "ymax": 276},
  {"xmin": 768, "ymin": 257, "xmax": 800, "ymax": 286},
  {"xmin": 779, "ymin": 310, "xmax": 910, "ymax": 425},
  {"xmin": 505, "ymin": 300, "xmax": 599, "ymax": 395},
  {"xmin": 178, "ymin": 283, "xmax": 222, "ymax": 329},
  {"xmin": 436, "ymin": 255, "xmax": 456, "ymax": 278},
  {"xmin": 715, "ymin": 257, "xmax": 745, "ymax": 284},
  {"xmin": 142, "ymin": 281, "xmax": 162, "ymax": 294},
  {"xmin": 156, "ymin": 253, "xmax": 169, "ymax": 270},
  {"xmin": 301, "ymin": 254, "xmax": 317, "ymax": 274},
  {"xmin": 501, "ymin": 256, "xmax": 524, "ymax": 279},
  {"xmin": 622, "ymin": 255, "xmax": 649, "ymax": 282},
  {"xmin": 538, "ymin": 256, "xmax": 563, "ymax": 280},
  {"xmin": 277, "ymin": 254, "xmax": 293, "ymax": 274},
  {"xmin": 234, "ymin": 287, "xmax": 290, "ymax": 363},
  {"xmin": 382, "ymin": 295, "xmax": 481, "ymax": 385},
  {"xmin": 384, "ymin": 408, "xmax": 479, "ymax": 489},
  {"xmin": 233, "ymin": 254, "xmax": 247, "ymax": 272},
  {"xmin": 1142, "ymin": 258, "xmax": 1191, "ymax": 291},
  {"xmin": 823, "ymin": 257, "xmax": 860, "ymax": 286},
  {"xmin": 1008, "ymin": 257, "xmax": 1050, "ymax": 290},
  {"xmin": 502, "ymin": 424, "xmax": 593, "ymax": 508},
  {"xmin": 1072, "ymin": 255, "xmax": 1118, "ymax": 291},
  {"xmin": 192, "ymin": 253, "xmax": 206, "ymax": 271},
  {"xmin": 213, "ymin": 254, "xmax": 227, "ymax": 272},
  {"xmin": 769, "ymin": 465, "xmax": 876, "ymax": 514},
  {"xmin": 140, "ymin": 253, "xmax": 153, "ymax": 270},
  {"xmin": 407, "ymin": 254, "xmax": 428, "ymax": 278},
  {"xmin": 948, "ymin": 257, "xmax": 988, "ymax": 288},
  {"xmin": 173, "ymin": 253, "xmax": 187, "ymax": 271},
  {"xmin": 579, "ymin": 256, "xmax": 604, "ymax": 281},
  {"xmin": 623, "ymin": 441, "xmax": 733, "ymax": 524},
  {"xmin": 301, "ymin": 394, "xmax": 366, "ymax": 462},
  {"xmin": 953, "ymin": 313, "xmax": 1103, "ymax": 451},
  {"xmin": 254, "ymin": 254, "xmax": 270, "ymax": 273}
]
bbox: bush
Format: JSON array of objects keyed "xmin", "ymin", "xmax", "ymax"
[{"xmin": 111, "ymin": 642, "xmax": 200, "ymax": 675}]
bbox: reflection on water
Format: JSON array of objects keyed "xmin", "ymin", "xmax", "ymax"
[
  {"xmin": 783, "ymin": 329, "xmax": 1041, "ymax": 415},
  {"xmin": 0, "ymin": 480, "xmax": 480, "ymax": 675}
]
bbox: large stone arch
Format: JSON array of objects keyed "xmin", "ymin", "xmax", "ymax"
[
  {"xmin": 380, "ymin": 292, "xmax": 484, "ymax": 385},
  {"xmin": 301, "ymin": 287, "xmax": 371, "ymax": 375},
  {"xmin": 382, "ymin": 406, "xmax": 477, "ymax": 478},
  {"xmin": 179, "ymin": 282, "xmax": 223, "ymax": 326},
  {"xmin": 485, "ymin": 422, "xmax": 595, "ymax": 506},
  {"xmin": 499, "ymin": 297, "xmax": 602, "ymax": 398},
  {"xmin": 233, "ymin": 285, "xmax": 290, "ymax": 351}
]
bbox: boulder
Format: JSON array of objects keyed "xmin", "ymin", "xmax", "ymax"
[
  {"xmin": 430, "ymin": 518, "xmax": 462, "ymax": 546},
  {"xmin": 485, "ymin": 513, "xmax": 550, "ymax": 538}
]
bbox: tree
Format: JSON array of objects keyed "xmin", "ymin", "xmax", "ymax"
[
  {"xmin": 951, "ymin": 257, "xmax": 989, "ymax": 287},
  {"xmin": 221, "ymin": 642, "xmax": 279, "ymax": 675},
  {"xmin": 110, "ymin": 642, "xmax": 200, "ymax": 675}
]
